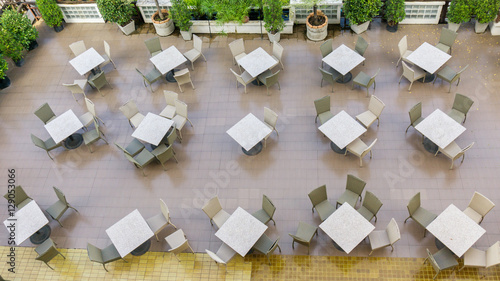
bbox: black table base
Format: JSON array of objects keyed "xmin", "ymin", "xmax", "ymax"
[
  {"xmin": 336, "ymin": 72, "xmax": 353, "ymax": 84},
  {"xmin": 131, "ymin": 239, "xmax": 151, "ymax": 256},
  {"xmin": 418, "ymin": 73, "xmax": 435, "ymax": 83},
  {"xmin": 423, "ymin": 137, "xmax": 439, "ymax": 154},
  {"xmin": 242, "ymin": 142, "xmax": 263, "ymax": 156},
  {"xmin": 166, "ymin": 70, "xmax": 177, "ymax": 82},
  {"xmin": 64, "ymin": 133, "xmax": 84, "ymax": 150},
  {"xmin": 330, "ymin": 141, "xmax": 347, "ymax": 154},
  {"xmin": 435, "ymin": 238, "xmax": 445, "ymax": 250},
  {"xmin": 30, "ymin": 225, "xmax": 51, "ymax": 244},
  {"xmin": 251, "ymin": 79, "xmax": 263, "ymax": 86}
]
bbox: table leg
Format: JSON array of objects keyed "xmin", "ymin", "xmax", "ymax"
[
  {"xmin": 242, "ymin": 142, "xmax": 263, "ymax": 156},
  {"xmin": 30, "ymin": 225, "xmax": 51, "ymax": 244},
  {"xmin": 64, "ymin": 133, "xmax": 84, "ymax": 150},
  {"xmin": 330, "ymin": 142, "xmax": 347, "ymax": 154},
  {"xmin": 131, "ymin": 239, "xmax": 152, "ymax": 256},
  {"xmin": 422, "ymin": 137, "xmax": 439, "ymax": 154},
  {"xmin": 166, "ymin": 69, "xmax": 177, "ymax": 83},
  {"xmin": 336, "ymin": 72, "xmax": 353, "ymax": 84}
]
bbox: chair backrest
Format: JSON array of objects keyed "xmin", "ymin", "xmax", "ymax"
[
  {"xmin": 63, "ymin": 83, "xmax": 84, "ymax": 94},
  {"xmin": 320, "ymin": 39, "xmax": 333, "ymax": 58},
  {"xmin": 355, "ymin": 36, "xmax": 369, "ymax": 56},
  {"xmin": 160, "ymin": 198, "xmax": 170, "ymax": 221},
  {"xmin": 439, "ymin": 27, "xmax": 458, "ymax": 47},
  {"xmin": 175, "ymin": 99, "xmax": 188, "ymax": 118},
  {"xmin": 34, "ymin": 103, "xmax": 56, "ymax": 124},
  {"xmin": 407, "ymin": 192, "xmax": 421, "ymax": 216},
  {"xmin": 114, "ymin": 142, "xmax": 127, "ymax": 154},
  {"xmin": 409, "ymin": 102, "xmax": 422, "ymax": 125},
  {"xmin": 135, "ymin": 68, "xmax": 149, "ymax": 82},
  {"xmin": 193, "ymin": 34, "xmax": 203, "ymax": 52},
  {"xmin": 426, "ymin": 249, "xmax": 442, "ymax": 272},
  {"xmin": 164, "ymin": 91, "xmax": 179, "ymax": 106},
  {"xmin": 202, "ymin": 196, "xmax": 223, "ymax": 220},
  {"xmin": 53, "ymin": 186, "xmax": 68, "ymax": 205},
  {"xmin": 87, "ymin": 243, "xmax": 104, "ymax": 263},
  {"xmin": 31, "ymin": 134, "xmax": 48, "ymax": 150},
  {"xmin": 314, "ymin": 96, "xmax": 331, "ymax": 116},
  {"xmin": 104, "ymin": 40, "xmax": 111, "ymax": 58},
  {"xmin": 452, "ymin": 93, "xmax": 474, "ymax": 115},
  {"xmin": 264, "ymin": 107, "xmax": 278, "ymax": 129},
  {"xmin": 368, "ymin": 95, "xmax": 385, "ymax": 117},
  {"xmin": 230, "ymin": 68, "xmax": 245, "ymax": 85},
  {"xmin": 166, "ymin": 125, "xmax": 178, "ymax": 146},
  {"xmin": 486, "ymin": 241, "xmax": 500, "ymax": 268},
  {"xmin": 272, "ymin": 41, "xmax": 284, "ymax": 60},
  {"xmin": 4, "ymin": 185, "xmax": 30, "ymax": 206},
  {"xmin": 319, "ymin": 67, "xmax": 335, "ymax": 84},
  {"xmin": 401, "ymin": 61, "xmax": 416, "ymax": 81},
  {"xmin": 361, "ymin": 138, "xmax": 378, "ymax": 158},
  {"xmin": 216, "ymin": 243, "xmax": 236, "ymax": 263},
  {"xmin": 144, "ymin": 37, "xmax": 162, "ymax": 55},
  {"xmin": 456, "ymin": 64, "xmax": 469, "ymax": 76},
  {"xmin": 398, "ymin": 36, "xmax": 408, "ymax": 57},
  {"xmin": 119, "ymin": 100, "xmax": 139, "ymax": 120},
  {"xmin": 264, "ymin": 70, "xmax": 280, "ymax": 86},
  {"xmin": 85, "ymin": 98, "xmax": 97, "ymax": 117},
  {"xmin": 89, "ymin": 71, "xmax": 107, "ymax": 88},
  {"xmin": 36, "ymin": 245, "xmax": 60, "ymax": 263},
  {"xmin": 386, "ymin": 218, "xmax": 401, "ymax": 245},
  {"xmin": 468, "ymin": 191, "xmax": 495, "ymax": 218},
  {"xmin": 362, "ymin": 191, "xmax": 383, "ymax": 216},
  {"xmin": 155, "ymin": 144, "xmax": 175, "ymax": 163},
  {"xmin": 229, "ymin": 39, "xmax": 245, "ymax": 58},
  {"xmin": 69, "ymin": 40, "xmax": 86, "ymax": 56},
  {"xmin": 267, "ymin": 237, "xmax": 280, "ymax": 255},
  {"xmin": 346, "ymin": 174, "xmax": 366, "ymax": 196},
  {"xmin": 262, "ymin": 195, "xmax": 276, "ymax": 218},
  {"xmin": 367, "ymin": 68, "xmax": 380, "ymax": 87},
  {"xmin": 308, "ymin": 185, "xmax": 328, "ymax": 208}
]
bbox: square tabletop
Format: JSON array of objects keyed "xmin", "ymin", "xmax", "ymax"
[
  {"xmin": 319, "ymin": 203, "xmax": 375, "ymax": 254},
  {"xmin": 406, "ymin": 42, "xmax": 452, "ymax": 74},
  {"xmin": 44, "ymin": 109, "xmax": 84, "ymax": 144},
  {"xmin": 3, "ymin": 201, "xmax": 49, "ymax": 245},
  {"xmin": 226, "ymin": 113, "xmax": 272, "ymax": 151},
  {"xmin": 322, "ymin": 44, "xmax": 365, "ymax": 76},
  {"xmin": 215, "ymin": 207, "xmax": 268, "ymax": 257},
  {"xmin": 106, "ymin": 209, "xmax": 154, "ymax": 258},
  {"xmin": 69, "ymin": 48, "xmax": 105, "ymax": 76},
  {"xmin": 131, "ymin": 113, "xmax": 174, "ymax": 146},
  {"xmin": 319, "ymin": 110, "xmax": 367, "ymax": 149},
  {"xmin": 150, "ymin": 46, "xmax": 187, "ymax": 75},
  {"xmin": 237, "ymin": 47, "xmax": 278, "ymax": 78},
  {"xmin": 427, "ymin": 204, "xmax": 485, "ymax": 257},
  {"xmin": 415, "ymin": 109, "xmax": 466, "ymax": 149}
]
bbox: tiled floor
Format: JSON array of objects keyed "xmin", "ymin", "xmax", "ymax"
[{"xmin": 0, "ymin": 18, "xmax": 499, "ymax": 279}]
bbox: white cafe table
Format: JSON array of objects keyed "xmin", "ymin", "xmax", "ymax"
[
  {"xmin": 237, "ymin": 47, "xmax": 278, "ymax": 85},
  {"xmin": 150, "ymin": 46, "xmax": 188, "ymax": 82},
  {"xmin": 226, "ymin": 113, "xmax": 272, "ymax": 156},
  {"xmin": 44, "ymin": 109, "xmax": 84, "ymax": 149},
  {"xmin": 3, "ymin": 200, "xmax": 50, "ymax": 245},
  {"xmin": 322, "ymin": 44, "xmax": 365, "ymax": 83},
  {"xmin": 106, "ymin": 209, "xmax": 154, "ymax": 257},
  {"xmin": 427, "ymin": 204, "xmax": 485, "ymax": 257},
  {"xmin": 415, "ymin": 109, "xmax": 466, "ymax": 153},
  {"xmin": 131, "ymin": 113, "xmax": 174, "ymax": 146},
  {"xmin": 319, "ymin": 110, "xmax": 367, "ymax": 154},
  {"xmin": 319, "ymin": 204, "xmax": 375, "ymax": 254},
  {"xmin": 215, "ymin": 207, "xmax": 268, "ymax": 257},
  {"xmin": 406, "ymin": 42, "xmax": 451, "ymax": 82},
  {"xmin": 69, "ymin": 47, "xmax": 105, "ymax": 76}
]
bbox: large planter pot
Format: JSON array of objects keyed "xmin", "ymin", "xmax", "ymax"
[
  {"xmin": 386, "ymin": 23, "xmax": 398, "ymax": 33},
  {"xmin": 14, "ymin": 58, "xmax": 25, "ymax": 67},
  {"xmin": 267, "ymin": 31, "xmax": 281, "ymax": 43},
  {"xmin": 54, "ymin": 23, "xmax": 64, "ymax": 33},
  {"xmin": 490, "ymin": 21, "xmax": 500, "ymax": 36},
  {"xmin": 448, "ymin": 22, "xmax": 461, "ymax": 32},
  {"xmin": 180, "ymin": 30, "xmax": 192, "ymax": 40},
  {"xmin": 118, "ymin": 20, "xmax": 136, "ymax": 36},
  {"xmin": 475, "ymin": 21, "xmax": 489, "ymax": 34},
  {"xmin": 152, "ymin": 10, "xmax": 174, "ymax": 37},
  {"xmin": 28, "ymin": 40, "xmax": 39, "ymax": 51},
  {"xmin": 351, "ymin": 21, "xmax": 370, "ymax": 34},
  {"xmin": 306, "ymin": 12, "xmax": 328, "ymax": 41},
  {"xmin": 0, "ymin": 76, "xmax": 11, "ymax": 90}
]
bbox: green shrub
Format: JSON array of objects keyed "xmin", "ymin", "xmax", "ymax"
[
  {"xmin": 385, "ymin": 0, "xmax": 405, "ymax": 26},
  {"xmin": 96, "ymin": 0, "xmax": 135, "ymax": 26},
  {"xmin": 0, "ymin": 28, "xmax": 24, "ymax": 62},
  {"xmin": 474, "ymin": 0, "xmax": 500, "ymax": 24},
  {"xmin": 264, "ymin": 0, "xmax": 285, "ymax": 34},
  {"xmin": 37, "ymin": 0, "xmax": 64, "ymax": 27},
  {"xmin": 0, "ymin": 57, "xmax": 8, "ymax": 80},
  {"xmin": 447, "ymin": 0, "xmax": 472, "ymax": 23},
  {"xmin": 170, "ymin": 0, "xmax": 193, "ymax": 31},
  {"xmin": 0, "ymin": 9, "xmax": 39, "ymax": 50},
  {"xmin": 344, "ymin": 0, "xmax": 383, "ymax": 25}
]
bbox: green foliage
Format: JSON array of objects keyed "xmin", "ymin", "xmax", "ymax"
[
  {"xmin": 37, "ymin": 0, "xmax": 64, "ymax": 27},
  {"xmin": 0, "ymin": 57, "xmax": 8, "ymax": 80},
  {"xmin": 344, "ymin": 0, "xmax": 383, "ymax": 25},
  {"xmin": 447, "ymin": 0, "xmax": 472, "ymax": 23},
  {"xmin": 170, "ymin": 0, "xmax": 193, "ymax": 31},
  {"xmin": 473, "ymin": 0, "xmax": 500, "ymax": 24},
  {"xmin": 264, "ymin": 0, "xmax": 285, "ymax": 33},
  {"xmin": 212, "ymin": 0, "xmax": 258, "ymax": 24},
  {"xmin": 385, "ymin": 0, "xmax": 405, "ymax": 26},
  {"xmin": 0, "ymin": 9, "xmax": 39, "ymax": 50},
  {"xmin": 200, "ymin": 0, "xmax": 216, "ymax": 20},
  {"xmin": 96, "ymin": 0, "xmax": 135, "ymax": 26},
  {"xmin": 0, "ymin": 28, "xmax": 24, "ymax": 61}
]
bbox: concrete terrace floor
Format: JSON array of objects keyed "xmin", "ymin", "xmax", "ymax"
[{"xmin": 0, "ymin": 19, "xmax": 499, "ymax": 280}]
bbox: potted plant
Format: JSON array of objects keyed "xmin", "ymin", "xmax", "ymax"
[
  {"xmin": 0, "ymin": 57, "xmax": 10, "ymax": 90},
  {"xmin": 170, "ymin": 0, "xmax": 194, "ymax": 40},
  {"xmin": 97, "ymin": 0, "xmax": 136, "ymax": 35},
  {"xmin": 37, "ymin": 0, "xmax": 64, "ymax": 32},
  {"xmin": 0, "ymin": 9, "xmax": 39, "ymax": 51},
  {"xmin": 151, "ymin": 0, "xmax": 175, "ymax": 36},
  {"xmin": 473, "ymin": 0, "xmax": 500, "ymax": 33},
  {"xmin": 263, "ymin": 0, "xmax": 285, "ymax": 42},
  {"xmin": 344, "ymin": 0, "xmax": 383, "ymax": 34},
  {"xmin": 385, "ymin": 0, "xmax": 405, "ymax": 32},
  {"xmin": 214, "ymin": 0, "xmax": 255, "ymax": 25},
  {"xmin": 298, "ymin": 0, "xmax": 328, "ymax": 41},
  {"xmin": 447, "ymin": 0, "xmax": 472, "ymax": 32},
  {"xmin": 0, "ymin": 28, "xmax": 25, "ymax": 67}
]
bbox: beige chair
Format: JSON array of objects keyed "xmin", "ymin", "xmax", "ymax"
[
  {"xmin": 152, "ymin": 143, "xmax": 178, "ymax": 170},
  {"xmin": 399, "ymin": 61, "xmax": 426, "ymax": 91},
  {"xmin": 448, "ymin": 93, "xmax": 474, "ymax": 124},
  {"xmin": 144, "ymin": 37, "xmax": 162, "ymax": 57},
  {"xmin": 396, "ymin": 35, "xmax": 413, "ymax": 68},
  {"xmin": 88, "ymin": 71, "xmax": 111, "ymax": 96},
  {"xmin": 114, "ymin": 139, "xmax": 145, "ymax": 157},
  {"xmin": 35, "ymin": 238, "xmax": 66, "ymax": 270},
  {"xmin": 320, "ymin": 39, "xmax": 332, "ymax": 68},
  {"xmin": 463, "ymin": 192, "xmax": 495, "ymax": 224},
  {"xmin": 257, "ymin": 69, "xmax": 281, "ymax": 95},
  {"xmin": 63, "ymin": 80, "xmax": 87, "ymax": 102},
  {"xmin": 172, "ymin": 100, "xmax": 193, "ymax": 141},
  {"xmin": 159, "ymin": 91, "xmax": 178, "ymax": 119},
  {"xmin": 345, "ymin": 138, "xmax": 377, "ymax": 167},
  {"xmin": 230, "ymin": 68, "xmax": 255, "ymax": 94},
  {"xmin": 119, "ymin": 100, "xmax": 145, "ymax": 129},
  {"xmin": 252, "ymin": 194, "xmax": 276, "ymax": 225},
  {"xmin": 404, "ymin": 192, "xmax": 437, "ymax": 237},
  {"xmin": 271, "ymin": 41, "xmax": 284, "ymax": 70},
  {"xmin": 123, "ymin": 149, "xmax": 156, "ymax": 177},
  {"xmin": 228, "ymin": 38, "xmax": 246, "ymax": 66},
  {"xmin": 147, "ymin": 199, "xmax": 177, "ymax": 241},
  {"xmin": 136, "ymin": 67, "xmax": 162, "ymax": 93},
  {"xmin": 357, "ymin": 191, "xmax": 383, "ymax": 222},
  {"xmin": 263, "ymin": 107, "xmax": 279, "ymax": 147},
  {"xmin": 252, "ymin": 234, "xmax": 281, "ymax": 265},
  {"xmin": 3, "ymin": 185, "xmax": 32, "ymax": 209},
  {"xmin": 165, "ymin": 229, "xmax": 194, "ymax": 261},
  {"xmin": 336, "ymin": 174, "xmax": 366, "ymax": 208},
  {"xmin": 368, "ymin": 218, "xmax": 401, "ymax": 255},
  {"xmin": 31, "ymin": 134, "xmax": 63, "ymax": 160},
  {"xmin": 69, "ymin": 40, "xmax": 86, "ymax": 56},
  {"xmin": 173, "ymin": 68, "xmax": 195, "ymax": 93},
  {"xmin": 100, "ymin": 40, "xmax": 116, "ymax": 69},
  {"xmin": 308, "ymin": 185, "xmax": 335, "ymax": 222},
  {"xmin": 434, "ymin": 141, "xmax": 474, "ymax": 169},
  {"xmin": 355, "ymin": 95, "xmax": 385, "ymax": 128},
  {"xmin": 433, "ymin": 65, "xmax": 469, "ymax": 92},
  {"xmin": 319, "ymin": 67, "xmax": 341, "ymax": 93},
  {"xmin": 354, "ymin": 36, "xmax": 369, "ymax": 65},
  {"xmin": 435, "ymin": 27, "xmax": 458, "ymax": 54},
  {"xmin": 34, "ymin": 102, "xmax": 56, "ymax": 124},
  {"xmin": 79, "ymin": 98, "xmax": 105, "ymax": 130},
  {"xmin": 405, "ymin": 102, "xmax": 423, "ymax": 134},
  {"xmin": 183, "ymin": 34, "xmax": 207, "ymax": 70},
  {"xmin": 45, "ymin": 186, "xmax": 78, "ymax": 227},
  {"xmin": 460, "ymin": 242, "xmax": 500, "ymax": 272},
  {"xmin": 202, "ymin": 196, "xmax": 230, "ymax": 229},
  {"xmin": 289, "ymin": 221, "xmax": 318, "ymax": 254},
  {"xmin": 206, "ymin": 243, "xmax": 237, "ymax": 272},
  {"xmin": 87, "ymin": 243, "xmax": 124, "ymax": 272},
  {"xmin": 314, "ymin": 95, "xmax": 333, "ymax": 125},
  {"xmin": 82, "ymin": 120, "xmax": 108, "ymax": 153},
  {"xmin": 424, "ymin": 248, "xmax": 458, "ymax": 279},
  {"xmin": 352, "ymin": 68, "xmax": 379, "ymax": 97}
]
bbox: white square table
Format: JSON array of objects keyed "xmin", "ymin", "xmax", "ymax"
[
  {"xmin": 319, "ymin": 110, "xmax": 367, "ymax": 154},
  {"xmin": 131, "ymin": 113, "xmax": 174, "ymax": 146},
  {"xmin": 215, "ymin": 207, "xmax": 268, "ymax": 257},
  {"xmin": 406, "ymin": 42, "xmax": 451, "ymax": 82},
  {"xmin": 319, "ymin": 203, "xmax": 375, "ymax": 254},
  {"xmin": 69, "ymin": 47, "xmax": 105, "ymax": 76},
  {"xmin": 44, "ymin": 109, "xmax": 84, "ymax": 149},
  {"xmin": 415, "ymin": 109, "xmax": 466, "ymax": 153},
  {"xmin": 106, "ymin": 209, "xmax": 154, "ymax": 258},
  {"xmin": 237, "ymin": 47, "xmax": 278, "ymax": 78},
  {"xmin": 3, "ymin": 200, "xmax": 50, "ymax": 245},
  {"xmin": 427, "ymin": 204, "xmax": 485, "ymax": 257},
  {"xmin": 226, "ymin": 113, "xmax": 272, "ymax": 155},
  {"xmin": 150, "ymin": 46, "xmax": 187, "ymax": 82},
  {"xmin": 322, "ymin": 44, "xmax": 365, "ymax": 83}
]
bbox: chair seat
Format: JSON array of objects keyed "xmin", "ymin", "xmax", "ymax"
[
  {"xmin": 463, "ymin": 207, "xmax": 482, "ymax": 224},
  {"xmin": 100, "ymin": 54, "xmax": 111, "ymax": 66},
  {"xmin": 346, "ymin": 138, "xmax": 368, "ymax": 157},
  {"xmin": 435, "ymin": 43, "xmax": 450, "ymax": 54},
  {"xmin": 44, "ymin": 137, "xmax": 60, "ymax": 150},
  {"xmin": 146, "ymin": 213, "xmax": 168, "ymax": 232},
  {"xmin": 413, "ymin": 66, "xmax": 427, "ymax": 80},
  {"xmin": 235, "ymin": 53, "xmax": 247, "ymax": 64},
  {"xmin": 434, "ymin": 248, "xmax": 459, "ymax": 269},
  {"xmin": 75, "ymin": 79, "xmax": 87, "ymax": 89},
  {"xmin": 160, "ymin": 105, "xmax": 176, "ymax": 119},
  {"xmin": 213, "ymin": 210, "xmax": 231, "ymax": 228},
  {"xmin": 413, "ymin": 117, "xmax": 424, "ymax": 127},
  {"xmin": 130, "ymin": 113, "xmax": 145, "ymax": 128},
  {"xmin": 82, "ymin": 129, "xmax": 99, "ymax": 144},
  {"xmin": 358, "ymin": 206, "xmax": 375, "ymax": 221},
  {"xmin": 295, "ymin": 222, "xmax": 318, "ymax": 242},
  {"xmin": 125, "ymin": 139, "xmax": 145, "ymax": 157},
  {"xmin": 368, "ymin": 230, "xmax": 390, "ymax": 251},
  {"xmin": 402, "ymin": 50, "xmax": 413, "ymax": 60},
  {"xmin": 172, "ymin": 115, "xmax": 187, "ymax": 131},
  {"xmin": 175, "ymin": 68, "xmax": 189, "ymax": 77},
  {"xmin": 135, "ymin": 149, "xmax": 155, "ymax": 165},
  {"xmin": 46, "ymin": 201, "xmax": 67, "ymax": 219},
  {"xmin": 146, "ymin": 68, "xmax": 162, "ymax": 81},
  {"xmin": 79, "ymin": 112, "xmax": 94, "ymax": 128},
  {"xmin": 413, "ymin": 208, "xmax": 437, "ymax": 227},
  {"xmin": 447, "ymin": 109, "xmax": 465, "ymax": 123},
  {"xmin": 165, "ymin": 229, "xmax": 186, "ymax": 248},
  {"xmin": 240, "ymin": 71, "xmax": 255, "ymax": 84},
  {"xmin": 440, "ymin": 141, "xmax": 462, "ymax": 158},
  {"xmin": 183, "ymin": 49, "xmax": 201, "ymax": 62},
  {"xmin": 356, "ymin": 111, "xmax": 377, "ymax": 128},
  {"xmin": 315, "ymin": 200, "xmax": 335, "ymax": 221},
  {"xmin": 253, "ymin": 234, "xmax": 273, "ymax": 253},
  {"xmin": 463, "ymin": 247, "xmax": 486, "ymax": 268},
  {"xmin": 101, "ymin": 244, "xmax": 121, "ymax": 263},
  {"xmin": 257, "ymin": 69, "xmax": 273, "ymax": 85},
  {"xmin": 353, "ymin": 71, "xmax": 371, "ymax": 86},
  {"xmin": 151, "ymin": 50, "xmax": 161, "ymax": 57},
  {"xmin": 337, "ymin": 190, "xmax": 359, "ymax": 208},
  {"xmin": 252, "ymin": 209, "xmax": 271, "ymax": 224},
  {"xmin": 436, "ymin": 66, "xmax": 456, "ymax": 81},
  {"xmin": 318, "ymin": 111, "xmax": 334, "ymax": 125}
]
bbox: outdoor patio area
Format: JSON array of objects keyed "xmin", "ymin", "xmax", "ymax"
[{"xmin": 0, "ymin": 18, "xmax": 499, "ymax": 280}]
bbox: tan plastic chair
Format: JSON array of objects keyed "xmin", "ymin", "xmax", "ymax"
[
  {"xmin": 257, "ymin": 69, "xmax": 280, "ymax": 95},
  {"xmin": 144, "ymin": 37, "xmax": 162, "ymax": 57},
  {"xmin": 434, "ymin": 141, "xmax": 474, "ymax": 169},
  {"xmin": 173, "ymin": 68, "xmax": 195, "ymax": 93},
  {"xmin": 152, "ymin": 143, "xmax": 178, "ymax": 170},
  {"xmin": 354, "ymin": 36, "xmax": 369, "ymax": 65},
  {"xmin": 79, "ymin": 98, "xmax": 105, "ymax": 131},
  {"xmin": 87, "ymin": 243, "xmax": 124, "ymax": 272},
  {"xmin": 31, "ymin": 133, "xmax": 63, "ymax": 160},
  {"xmin": 252, "ymin": 194, "xmax": 276, "ymax": 225},
  {"xmin": 136, "ymin": 67, "xmax": 162, "ymax": 93},
  {"xmin": 82, "ymin": 120, "xmax": 108, "ymax": 153},
  {"xmin": 88, "ymin": 71, "xmax": 112, "ymax": 96},
  {"xmin": 433, "ymin": 65, "xmax": 469, "ymax": 92},
  {"xmin": 228, "ymin": 38, "xmax": 246, "ymax": 66},
  {"xmin": 319, "ymin": 67, "xmax": 341, "ymax": 93},
  {"xmin": 114, "ymin": 139, "xmax": 145, "ymax": 157},
  {"xmin": 63, "ymin": 80, "xmax": 87, "ymax": 101},
  {"xmin": 448, "ymin": 93, "xmax": 474, "ymax": 124},
  {"xmin": 314, "ymin": 95, "xmax": 333, "ymax": 125},
  {"xmin": 35, "ymin": 238, "xmax": 66, "ymax": 270},
  {"xmin": 399, "ymin": 61, "xmax": 426, "ymax": 91},
  {"xmin": 336, "ymin": 174, "xmax": 366, "ymax": 208},
  {"xmin": 320, "ymin": 39, "xmax": 332, "ymax": 68},
  {"xmin": 352, "ymin": 68, "xmax": 380, "ymax": 97},
  {"xmin": 396, "ymin": 35, "xmax": 413, "ymax": 68},
  {"xmin": 424, "ymin": 248, "xmax": 458, "ymax": 279},
  {"xmin": 206, "ymin": 243, "xmax": 237, "ymax": 272},
  {"xmin": 463, "ymin": 192, "xmax": 495, "ymax": 224},
  {"xmin": 183, "ymin": 34, "xmax": 207, "ymax": 70},
  {"xmin": 357, "ymin": 190, "xmax": 383, "ymax": 222},
  {"xmin": 202, "ymin": 196, "xmax": 230, "ymax": 229},
  {"xmin": 45, "ymin": 186, "xmax": 78, "ymax": 227},
  {"xmin": 253, "ymin": 234, "xmax": 281, "ymax": 265},
  {"xmin": 119, "ymin": 100, "xmax": 145, "ymax": 129},
  {"xmin": 355, "ymin": 95, "xmax": 385, "ymax": 128},
  {"xmin": 460, "ymin": 241, "xmax": 500, "ymax": 272},
  {"xmin": 289, "ymin": 221, "xmax": 318, "ymax": 254},
  {"xmin": 147, "ymin": 199, "xmax": 177, "ymax": 241},
  {"xmin": 230, "ymin": 68, "xmax": 255, "ymax": 94},
  {"xmin": 3, "ymin": 185, "xmax": 32, "ymax": 209},
  {"xmin": 406, "ymin": 102, "xmax": 423, "ymax": 134},
  {"xmin": 172, "ymin": 100, "xmax": 193, "ymax": 141},
  {"xmin": 100, "ymin": 40, "xmax": 116, "ymax": 69},
  {"xmin": 123, "ymin": 149, "xmax": 156, "ymax": 177},
  {"xmin": 69, "ymin": 40, "xmax": 86, "ymax": 56},
  {"xmin": 165, "ymin": 229, "xmax": 194, "ymax": 261},
  {"xmin": 345, "ymin": 138, "xmax": 378, "ymax": 167},
  {"xmin": 368, "ymin": 218, "xmax": 401, "ymax": 255},
  {"xmin": 34, "ymin": 102, "xmax": 56, "ymax": 124},
  {"xmin": 271, "ymin": 41, "xmax": 284, "ymax": 70},
  {"xmin": 263, "ymin": 107, "xmax": 279, "ymax": 147},
  {"xmin": 404, "ymin": 192, "xmax": 437, "ymax": 237},
  {"xmin": 435, "ymin": 27, "xmax": 458, "ymax": 54},
  {"xmin": 159, "ymin": 91, "xmax": 178, "ymax": 119},
  {"xmin": 308, "ymin": 185, "xmax": 335, "ymax": 222}
]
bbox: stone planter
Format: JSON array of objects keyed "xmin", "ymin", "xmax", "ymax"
[
  {"xmin": 490, "ymin": 21, "xmax": 500, "ymax": 35},
  {"xmin": 118, "ymin": 20, "xmax": 136, "ymax": 36},
  {"xmin": 152, "ymin": 10, "xmax": 174, "ymax": 37},
  {"xmin": 475, "ymin": 21, "xmax": 489, "ymax": 34},
  {"xmin": 350, "ymin": 21, "xmax": 370, "ymax": 34},
  {"xmin": 180, "ymin": 30, "xmax": 192, "ymax": 40},
  {"xmin": 267, "ymin": 31, "xmax": 281, "ymax": 43},
  {"xmin": 448, "ymin": 22, "xmax": 461, "ymax": 32},
  {"xmin": 306, "ymin": 12, "xmax": 328, "ymax": 41}
]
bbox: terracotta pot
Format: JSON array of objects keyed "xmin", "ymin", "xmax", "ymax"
[{"xmin": 306, "ymin": 11, "xmax": 328, "ymax": 41}]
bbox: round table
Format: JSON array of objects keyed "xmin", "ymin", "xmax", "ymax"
[
  {"xmin": 423, "ymin": 137, "xmax": 439, "ymax": 154},
  {"xmin": 63, "ymin": 133, "xmax": 84, "ymax": 150},
  {"xmin": 330, "ymin": 141, "xmax": 347, "ymax": 154},
  {"xmin": 30, "ymin": 225, "xmax": 51, "ymax": 244},
  {"xmin": 242, "ymin": 142, "xmax": 263, "ymax": 156},
  {"xmin": 131, "ymin": 239, "xmax": 151, "ymax": 256}
]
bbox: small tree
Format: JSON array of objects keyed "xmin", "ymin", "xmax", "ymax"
[
  {"xmin": 0, "ymin": 9, "xmax": 39, "ymax": 50},
  {"xmin": 0, "ymin": 57, "xmax": 8, "ymax": 80},
  {"xmin": 37, "ymin": 0, "xmax": 64, "ymax": 27},
  {"xmin": 170, "ymin": 0, "xmax": 193, "ymax": 31},
  {"xmin": 344, "ymin": 0, "xmax": 383, "ymax": 25},
  {"xmin": 385, "ymin": 0, "xmax": 406, "ymax": 26},
  {"xmin": 0, "ymin": 28, "xmax": 24, "ymax": 62},
  {"xmin": 264, "ymin": 0, "xmax": 285, "ymax": 34},
  {"xmin": 447, "ymin": 0, "xmax": 472, "ymax": 24},
  {"xmin": 96, "ymin": 0, "xmax": 135, "ymax": 26},
  {"xmin": 474, "ymin": 0, "xmax": 500, "ymax": 24}
]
